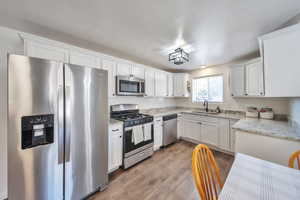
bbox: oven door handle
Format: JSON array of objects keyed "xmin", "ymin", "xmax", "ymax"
[{"xmin": 125, "ymin": 122, "xmax": 153, "ymax": 131}]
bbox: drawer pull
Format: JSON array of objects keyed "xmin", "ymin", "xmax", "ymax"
[{"xmin": 112, "ymin": 129, "xmax": 119, "ymax": 132}]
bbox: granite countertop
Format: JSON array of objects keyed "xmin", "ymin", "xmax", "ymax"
[
  {"xmin": 181, "ymin": 111, "xmax": 244, "ymax": 120},
  {"xmin": 232, "ymin": 118, "xmax": 300, "ymax": 142},
  {"xmin": 141, "ymin": 107, "xmax": 194, "ymax": 117},
  {"xmin": 141, "ymin": 107, "xmax": 244, "ymax": 120}
]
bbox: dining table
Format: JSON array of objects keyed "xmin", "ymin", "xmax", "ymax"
[{"xmin": 219, "ymin": 153, "xmax": 300, "ymax": 200}]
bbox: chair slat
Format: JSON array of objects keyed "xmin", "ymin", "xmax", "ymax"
[
  {"xmin": 289, "ymin": 150, "xmax": 300, "ymax": 170},
  {"xmin": 192, "ymin": 144, "xmax": 223, "ymax": 200}
]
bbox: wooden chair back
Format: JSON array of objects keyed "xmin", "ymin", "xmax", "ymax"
[
  {"xmin": 192, "ymin": 144, "xmax": 222, "ymax": 200},
  {"xmin": 289, "ymin": 150, "xmax": 300, "ymax": 169}
]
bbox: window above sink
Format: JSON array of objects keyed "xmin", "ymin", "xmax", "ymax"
[{"xmin": 192, "ymin": 75, "xmax": 224, "ymax": 103}]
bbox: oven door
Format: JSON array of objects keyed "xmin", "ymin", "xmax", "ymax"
[
  {"xmin": 123, "ymin": 123, "xmax": 154, "ymax": 158},
  {"xmin": 116, "ymin": 76, "xmax": 144, "ymax": 96}
]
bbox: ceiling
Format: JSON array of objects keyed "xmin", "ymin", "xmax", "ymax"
[{"xmin": 1, "ymin": 0, "xmax": 300, "ymax": 70}]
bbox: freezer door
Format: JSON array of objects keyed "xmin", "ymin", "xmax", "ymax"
[
  {"xmin": 64, "ymin": 64, "xmax": 108, "ymax": 200},
  {"xmin": 8, "ymin": 55, "xmax": 64, "ymax": 200}
]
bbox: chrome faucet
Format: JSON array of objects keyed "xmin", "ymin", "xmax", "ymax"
[{"xmin": 203, "ymin": 100, "xmax": 209, "ymax": 112}]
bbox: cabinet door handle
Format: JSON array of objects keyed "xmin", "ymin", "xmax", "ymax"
[
  {"xmin": 119, "ymin": 135, "xmax": 122, "ymax": 138},
  {"xmin": 112, "ymin": 129, "xmax": 119, "ymax": 132}
]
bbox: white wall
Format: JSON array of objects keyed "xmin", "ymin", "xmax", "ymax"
[
  {"xmin": 176, "ymin": 63, "xmax": 290, "ymax": 114},
  {"xmin": 289, "ymin": 98, "xmax": 300, "ymax": 124},
  {"xmin": 110, "ymin": 97, "xmax": 176, "ymax": 110}
]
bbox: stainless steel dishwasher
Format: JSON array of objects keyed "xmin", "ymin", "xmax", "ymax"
[{"xmin": 163, "ymin": 114, "xmax": 178, "ymax": 146}]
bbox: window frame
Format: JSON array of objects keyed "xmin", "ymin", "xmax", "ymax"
[{"xmin": 192, "ymin": 74, "xmax": 224, "ymax": 103}]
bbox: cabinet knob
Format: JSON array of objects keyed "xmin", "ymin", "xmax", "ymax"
[
  {"xmin": 119, "ymin": 136, "xmax": 122, "ymax": 138},
  {"xmin": 231, "ymin": 94, "xmax": 234, "ymax": 96},
  {"xmin": 245, "ymin": 93, "xmax": 248, "ymax": 96}
]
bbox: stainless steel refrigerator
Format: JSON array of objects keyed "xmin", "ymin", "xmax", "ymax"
[{"xmin": 8, "ymin": 54, "xmax": 108, "ymax": 200}]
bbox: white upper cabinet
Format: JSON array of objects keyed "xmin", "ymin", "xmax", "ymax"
[
  {"xmin": 102, "ymin": 59, "xmax": 116, "ymax": 97},
  {"xmin": 116, "ymin": 61, "xmax": 145, "ymax": 79},
  {"xmin": 116, "ymin": 61, "xmax": 132, "ymax": 76},
  {"xmin": 173, "ymin": 73, "xmax": 190, "ymax": 97},
  {"xmin": 245, "ymin": 58, "xmax": 264, "ymax": 96},
  {"xmin": 69, "ymin": 51, "xmax": 101, "ymax": 68},
  {"xmin": 230, "ymin": 64, "xmax": 245, "ymax": 97},
  {"xmin": 155, "ymin": 72, "xmax": 168, "ymax": 97},
  {"xmin": 145, "ymin": 69, "xmax": 156, "ymax": 97},
  {"xmin": 259, "ymin": 23, "xmax": 300, "ymax": 97},
  {"xmin": 24, "ymin": 40, "xmax": 69, "ymax": 62},
  {"xmin": 132, "ymin": 64, "xmax": 145, "ymax": 79},
  {"xmin": 230, "ymin": 59, "xmax": 264, "ymax": 97},
  {"xmin": 167, "ymin": 74, "xmax": 174, "ymax": 97}
]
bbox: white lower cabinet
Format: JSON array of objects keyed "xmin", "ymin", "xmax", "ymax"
[
  {"xmin": 183, "ymin": 120, "xmax": 201, "ymax": 141},
  {"xmin": 219, "ymin": 119, "xmax": 231, "ymax": 151},
  {"xmin": 108, "ymin": 123, "xmax": 123, "ymax": 173},
  {"xmin": 201, "ymin": 122, "xmax": 219, "ymax": 147},
  {"xmin": 177, "ymin": 114, "xmax": 183, "ymax": 139},
  {"xmin": 181, "ymin": 114, "xmax": 234, "ymax": 153},
  {"xmin": 153, "ymin": 117, "xmax": 163, "ymax": 151},
  {"xmin": 229, "ymin": 119, "xmax": 238, "ymax": 152}
]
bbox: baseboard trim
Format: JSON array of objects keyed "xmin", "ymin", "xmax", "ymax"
[{"xmin": 179, "ymin": 137, "xmax": 235, "ymax": 156}]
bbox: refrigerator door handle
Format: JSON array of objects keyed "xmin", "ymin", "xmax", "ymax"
[
  {"xmin": 58, "ymin": 85, "xmax": 64, "ymax": 164},
  {"xmin": 65, "ymin": 85, "xmax": 71, "ymax": 162}
]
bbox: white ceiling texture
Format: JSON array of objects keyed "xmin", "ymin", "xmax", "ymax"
[{"xmin": 1, "ymin": 0, "xmax": 300, "ymax": 70}]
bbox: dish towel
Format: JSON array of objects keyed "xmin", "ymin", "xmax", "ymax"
[
  {"xmin": 143, "ymin": 123, "xmax": 152, "ymax": 141},
  {"xmin": 132, "ymin": 125, "xmax": 144, "ymax": 145}
]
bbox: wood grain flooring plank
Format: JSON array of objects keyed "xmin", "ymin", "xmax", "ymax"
[{"xmin": 90, "ymin": 141, "xmax": 234, "ymax": 200}]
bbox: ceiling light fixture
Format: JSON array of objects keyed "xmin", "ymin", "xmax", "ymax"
[{"xmin": 169, "ymin": 48, "xmax": 189, "ymax": 65}]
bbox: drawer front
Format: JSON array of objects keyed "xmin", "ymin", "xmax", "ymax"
[
  {"xmin": 109, "ymin": 124, "xmax": 123, "ymax": 134},
  {"xmin": 182, "ymin": 114, "xmax": 219, "ymax": 124},
  {"xmin": 154, "ymin": 117, "xmax": 163, "ymax": 125}
]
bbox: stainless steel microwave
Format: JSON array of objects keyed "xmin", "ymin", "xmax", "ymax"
[{"xmin": 116, "ymin": 75, "xmax": 145, "ymax": 96}]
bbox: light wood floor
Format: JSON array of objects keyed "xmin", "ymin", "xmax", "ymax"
[{"xmin": 90, "ymin": 141, "xmax": 234, "ymax": 200}]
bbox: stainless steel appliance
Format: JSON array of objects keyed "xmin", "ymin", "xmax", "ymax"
[
  {"xmin": 116, "ymin": 75, "xmax": 145, "ymax": 96},
  {"xmin": 163, "ymin": 114, "xmax": 178, "ymax": 146},
  {"xmin": 8, "ymin": 55, "xmax": 108, "ymax": 200},
  {"xmin": 110, "ymin": 104, "xmax": 153, "ymax": 169}
]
